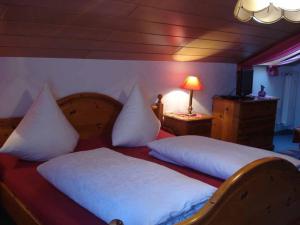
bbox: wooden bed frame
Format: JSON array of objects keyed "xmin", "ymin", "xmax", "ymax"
[{"xmin": 0, "ymin": 92, "xmax": 300, "ymax": 225}]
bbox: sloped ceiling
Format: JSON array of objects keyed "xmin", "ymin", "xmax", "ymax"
[{"xmin": 0, "ymin": 0, "xmax": 299, "ymax": 63}]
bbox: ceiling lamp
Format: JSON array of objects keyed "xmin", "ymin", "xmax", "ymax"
[{"xmin": 234, "ymin": 0, "xmax": 300, "ymax": 24}]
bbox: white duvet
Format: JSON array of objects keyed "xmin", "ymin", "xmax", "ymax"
[
  {"xmin": 37, "ymin": 148, "xmax": 216, "ymax": 225},
  {"xmin": 148, "ymin": 136, "xmax": 300, "ymax": 180}
]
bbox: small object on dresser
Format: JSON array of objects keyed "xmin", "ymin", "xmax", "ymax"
[
  {"xmin": 163, "ymin": 112, "xmax": 212, "ymax": 137},
  {"xmin": 258, "ymin": 85, "xmax": 266, "ymax": 97},
  {"xmin": 109, "ymin": 220, "xmax": 124, "ymax": 225}
]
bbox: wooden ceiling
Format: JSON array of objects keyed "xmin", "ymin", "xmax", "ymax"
[{"xmin": 0, "ymin": 0, "xmax": 299, "ymax": 63}]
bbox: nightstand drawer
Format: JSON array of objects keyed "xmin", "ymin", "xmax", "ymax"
[
  {"xmin": 186, "ymin": 120, "xmax": 211, "ymax": 136},
  {"xmin": 163, "ymin": 113, "xmax": 212, "ymax": 137}
]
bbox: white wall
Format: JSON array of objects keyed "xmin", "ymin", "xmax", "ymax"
[
  {"xmin": 253, "ymin": 64, "xmax": 300, "ymax": 130},
  {"xmin": 0, "ymin": 57, "xmax": 236, "ymax": 118}
]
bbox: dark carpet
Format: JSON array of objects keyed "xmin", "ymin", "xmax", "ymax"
[{"xmin": 0, "ymin": 207, "xmax": 16, "ymax": 225}]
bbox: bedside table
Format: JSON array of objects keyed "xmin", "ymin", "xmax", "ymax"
[{"xmin": 163, "ymin": 113, "xmax": 213, "ymax": 137}]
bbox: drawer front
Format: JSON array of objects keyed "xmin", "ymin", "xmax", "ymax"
[
  {"xmin": 294, "ymin": 128, "xmax": 300, "ymax": 142},
  {"xmin": 236, "ymin": 116, "xmax": 275, "ymax": 150},
  {"xmin": 163, "ymin": 116, "xmax": 212, "ymax": 137},
  {"xmin": 163, "ymin": 117, "xmax": 186, "ymax": 135},
  {"xmin": 237, "ymin": 135, "xmax": 274, "ymax": 150},
  {"xmin": 237, "ymin": 116, "xmax": 276, "ymax": 136},
  {"xmin": 187, "ymin": 120, "xmax": 212, "ymax": 137},
  {"xmin": 238, "ymin": 101, "xmax": 277, "ymax": 119}
]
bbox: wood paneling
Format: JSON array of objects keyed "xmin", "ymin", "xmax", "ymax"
[
  {"xmin": 125, "ymin": 0, "xmax": 299, "ymax": 33},
  {"xmin": 129, "ymin": 6, "xmax": 286, "ymax": 39},
  {"xmin": 0, "ymin": 22, "xmax": 111, "ymax": 40},
  {"xmin": 0, "ymin": 0, "xmax": 298, "ymax": 62}
]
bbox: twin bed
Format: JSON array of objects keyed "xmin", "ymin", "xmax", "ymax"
[{"xmin": 0, "ymin": 92, "xmax": 300, "ymax": 225}]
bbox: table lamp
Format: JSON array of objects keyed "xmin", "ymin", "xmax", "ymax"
[{"xmin": 181, "ymin": 75, "xmax": 203, "ymax": 115}]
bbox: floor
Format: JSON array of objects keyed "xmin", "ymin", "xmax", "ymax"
[
  {"xmin": 0, "ymin": 207, "xmax": 16, "ymax": 225},
  {"xmin": 273, "ymin": 130, "xmax": 300, "ymax": 158}
]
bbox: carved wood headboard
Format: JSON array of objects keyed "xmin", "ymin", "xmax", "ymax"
[{"xmin": 0, "ymin": 93, "xmax": 163, "ymax": 146}]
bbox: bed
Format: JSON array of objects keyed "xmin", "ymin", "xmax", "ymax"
[{"xmin": 0, "ymin": 92, "xmax": 300, "ymax": 225}]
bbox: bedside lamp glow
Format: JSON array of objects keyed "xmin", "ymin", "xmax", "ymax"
[{"xmin": 181, "ymin": 75, "xmax": 203, "ymax": 115}]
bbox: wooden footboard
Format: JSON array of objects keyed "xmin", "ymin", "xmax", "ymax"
[
  {"xmin": 179, "ymin": 157, "xmax": 300, "ymax": 225},
  {"xmin": 1, "ymin": 157, "xmax": 299, "ymax": 225},
  {"xmin": 0, "ymin": 182, "xmax": 121, "ymax": 225},
  {"xmin": 0, "ymin": 182, "xmax": 42, "ymax": 225}
]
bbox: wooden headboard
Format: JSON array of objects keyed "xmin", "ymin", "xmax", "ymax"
[{"xmin": 0, "ymin": 93, "xmax": 163, "ymax": 145}]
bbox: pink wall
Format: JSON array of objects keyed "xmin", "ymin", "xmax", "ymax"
[{"xmin": 0, "ymin": 57, "xmax": 236, "ymax": 118}]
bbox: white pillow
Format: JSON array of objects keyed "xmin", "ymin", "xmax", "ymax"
[
  {"xmin": 0, "ymin": 85, "xmax": 79, "ymax": 161},
  {"xmin": 148, "ymin": 136, "xmax": 300, "ymax": 180},
  {"xmin": 112, "ymin": 85, "xmax": 160, "ymax": 147},
  {"xmin": 37, "ymin": 148, "xmax": 216, "ymax": 225}
]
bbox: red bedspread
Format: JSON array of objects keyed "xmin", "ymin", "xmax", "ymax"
[{"xmin": 0, "ymin": 130, "xmax": 222, "ymax": 225}]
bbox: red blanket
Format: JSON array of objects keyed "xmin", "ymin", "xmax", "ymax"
[{"xmin": 1, "ymin": 130, "xmax": 222, "ymax": 225}]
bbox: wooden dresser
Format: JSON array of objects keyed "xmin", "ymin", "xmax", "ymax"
[{"xmin": 211, "ymin": 96, "xmax": 278, "ymax": 150}]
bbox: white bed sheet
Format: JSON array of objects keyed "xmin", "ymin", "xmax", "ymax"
[
  {"xmin": 148, "ymin": 136, "xmax": 300, "ymax": 180},
  {"xmin": 38, "ymin": 148, "xmax": 216, "ymax": 225}
]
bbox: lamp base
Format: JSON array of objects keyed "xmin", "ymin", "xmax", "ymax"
[
  {"xmin": 186, "ymin": 113, "xmax": 197, "ymax": 117},
  {"xmin": 187, "ymin": 90, "xmax": 194, "ymax": 115}
]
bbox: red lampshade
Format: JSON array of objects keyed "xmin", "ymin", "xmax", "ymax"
[{"xmin": 181, "ymin": 75, "xmax": 203, "ymax": 91}]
